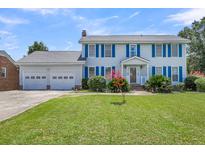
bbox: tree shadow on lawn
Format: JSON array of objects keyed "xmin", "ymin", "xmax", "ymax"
[{"xmin": 110, "ymin": 101, "xmax": 126, "ymax": 106}]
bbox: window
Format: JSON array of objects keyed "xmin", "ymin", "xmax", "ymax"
[
  {"xmin": 25, "ymin": 76, "xmax": 29, "ymax": 79},
  {"xmin": 52, "ymin": 76, "xmax": 57, "ymax": 79},
  {"xmin": 64, "ymin": 76, "xmax": 68, "ymax": 79},
  {"xmin": 31, "ymin": 76, "xmax": 35, "ymax": 79},
  {"xmin": 69, "ymin": 76, "xmax": 74, "ymax": 79},
  {"xmin": 156, "ymin": 67, "xmax": 162, "ymax": 75},
  {"xmin": 105, "ymin": 67, "xmax": 111, "ymax": 79},
  {"xmin": 0, "ymin": 67, "xmax": 6, "ymax": 78},
  {"xmin": 36, "ymin": 76, "xmax": 41, "ymax": 79},
  {"xmin": 156, "ymin": 44, "xmax": 162, "ymax": 57},
  {"xmin": 172, "ymin": 67, "xmax": 178, "ymax": 82},
  {"xmin": 89, "ymin": 44, "xmax": 95, "ymax": 57},
  {"xmin": 89, "ymin": 67, "xmax": 95, "ymax": 78},
  {"xmin": 42, "ymin": 76, "xmax": 46, "ymax": 79},
  {"xmin": 172, "ymin": 44, "xmax": 178, "ymax": 57},
  {"xmin": 130, "ymin": 44, "xmax": 136, "ymax": 57},
  {"xmin": 105, "ymin": 44, "xmax": 112, "ymax": 57},
  {"xmin": 58, "ymin": 76, "xmax": 63, "ymax": 79}
]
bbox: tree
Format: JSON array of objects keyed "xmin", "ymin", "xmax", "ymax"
[
  {"xmin": 28, "ymin": 41, "xmax": 48, "ymax": 54},
  {"xmin": 178, "ymin": 17, "xmax": 205, "ymax": 73}
]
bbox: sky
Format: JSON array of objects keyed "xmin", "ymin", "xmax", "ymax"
[{"xmin": 0, "ymin": 8, "xmax": 205, "ymax": 60}]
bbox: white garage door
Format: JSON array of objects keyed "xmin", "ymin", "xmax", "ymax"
[
  {"xmin": 23, "ymin": 72, "xmax": 47, "ymax": 90},
  {"xmin": 50, "ymin": 72, "xmax": 75, "ymax": 90}
]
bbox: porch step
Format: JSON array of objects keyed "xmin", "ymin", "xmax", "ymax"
[{"xmin": 130, "ymin": 84, "xmax": 144, "ymax": 91}]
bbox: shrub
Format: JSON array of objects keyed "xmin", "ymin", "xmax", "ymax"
[
  {"xmin": 195, "ymin": 78, "xmax": 205, "ymax": 92},
  {"xmin": 82, "ymin": 78, "xmax": 89, "ymax": 89},
  {"xmin": 144, "ymin": 75, "xmax": 172, "ymax": 93},
  {"xmin": 107, "ymin": 77, "xmax": 130, "ymax": 93},
  {"xmin": 172, "ymin": 83, "xmax": 185, "ymax": 92},
  {"xmin": 88, "ymin": 76, "xmax": 106, "ymax": 92},
  {"xmin": 184, "ymin": 76, "xmax": 198, "ymax": 91}
]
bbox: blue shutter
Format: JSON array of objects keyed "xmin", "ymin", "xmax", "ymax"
[
  {"xmin": 85, "ymin": 44, "xmax": 88, "ymax": 58},
  {"xmin": 168, "ymin": 66, "xmax": 171, "ymax": 79},
  {"xmin": 163, "ymin": 66, "xmax": 166, "ymax": 77},
  {"xmin": 179, "ymin": 66, "xmax": 183, "ymax": 82},
  {"xmin": 84, "ymin": 66, "xmax": 88, "ymax": 79},
  {"xmin": 137, "ymin": 44, "xmax": 140, "ymax": 57},
  {"xmin": 112, "ymin": 44, "xmax": 115, "ymax": 57},
  {"xmin": 101, "ymin": 66, "xmax": 104, "ymax": 76},
  {"xmin": 112, "ymin": 66, "xmax": 115, "ymax": 73},
  {"xmin": 152, "ymin": 66, "xmax": 155, "ymax": 76},
  {"xmin": 168, "ymin": 44, "xmax": 171, "ymax": 57},
  {"xmin": 101, "ymin": 44, "xmax": 104, "ymax": 57},
  {"xmin": 96, "ymin": 44, "xmax": 99, "ymax": 58},
  {"xmin": 126, "ymin": 44, "xmax": 129, "ymax": 57},
  {"xmin": 179, "ymin": 44, "xmax": 182, "ymax": 57},
  {"xmin": 152, "ymin": 44, "xmax": 155, "ymax": 57},
  {"xmin": 96, "ymin": 66, "xmax": 99, "ymax": 76},
  {"xmin": 163, "ymin": 44, "xmax": 166, "ymax": 57}
]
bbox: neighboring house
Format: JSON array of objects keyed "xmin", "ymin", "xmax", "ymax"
[
  {"xmin": 17, "ymin": 30, "xmax": 190, "ymax": 90},
  {"xmin": 0, "ymin": 50, "xmax": 19, "ymax": 91}
]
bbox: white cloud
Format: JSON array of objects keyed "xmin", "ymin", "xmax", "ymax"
[
  {"xmin": 128, "ymin": 11, "xmax": 140, "ymax": 19},
  {"xmin": 0, "ymin": 15, "xmax": 29, "ymax": 25},
  {"xmin": 64, "ymin": 41, "xmax": 73, "ymax": 50},
  {"xmin": 21, "ymin": 8, "xmax": 60, "ymax": 16},
  {"xmin": 0, "ymin": 30, "xmax": 19, "ymax": 50},
  {"xmin": 166, "ymin": 8, "xmax": 205, "ymax": 26}
]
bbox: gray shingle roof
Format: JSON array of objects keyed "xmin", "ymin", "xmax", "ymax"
[
  {"xmin": 17, "ymin": 51, "xmax": 85, "ymax": 64},
  {"xmin": 79, "ymin": 35, "xmax": 190, "ymax": 43},
  {"xmin": 0, "ymin": 50, "xmax": 16, "ymax": 64}
]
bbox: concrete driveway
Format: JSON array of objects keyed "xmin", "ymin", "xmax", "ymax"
[{"xmin": 0, "ymin": 90, "xmax": 69, "ymax": 121}]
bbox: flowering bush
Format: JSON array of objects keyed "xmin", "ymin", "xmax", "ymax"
[
  {"xmin": 190, "ymin": 71, "xmax": 205, "ymax": 78},
  {"xmin": 107, "ymin": 70, "xmax": 130, "ymax": 92}
]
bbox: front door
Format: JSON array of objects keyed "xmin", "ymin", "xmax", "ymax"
[{"xmin": 130, "ymin": 67, "xmax": 137, "ymax": 83}]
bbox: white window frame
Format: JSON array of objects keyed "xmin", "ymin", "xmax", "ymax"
[
  {"xmin": 171, "ymin": 44, "xmax": 178, "ymax": 57},
  {"xmin": 104, "ymin": 44, "xmax": 112, "ymax": 57},
  {"xmin": 89, "ymin": 67, "xmax": 95, "ymax": 78},
  {"xmin": 130, "ymin": 44, "xmax": 137, "ymax": 57},
  {"xmin": 156, "ymin": 67, "xmax": 162, "ymax": 75},
  {"xmin": 156, "ymin": 44, "xmax": 162, "ymax": 57},
  {"xmin": 105, "ymin": 67, "xmax": 112, "ymax": 79},
  {"xmin": 88, "ymin": 44, "xmax": 96, "ymax": 57},
  {"xmin": 172, "ymin": 67, "xmax": 178, "ymax": 82},
  {"xmin": 1, "ymin": 67, "xmax": 7, "ymax": 78}
]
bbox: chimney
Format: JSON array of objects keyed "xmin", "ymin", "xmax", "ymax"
[{"xmin": 82, "ymin": 30, "xmax": 87, "ymax": 37}]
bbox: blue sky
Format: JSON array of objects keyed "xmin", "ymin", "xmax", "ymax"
[{"xmin": 0, "ymin": 8, "xmax": 205, "ymax": 60}]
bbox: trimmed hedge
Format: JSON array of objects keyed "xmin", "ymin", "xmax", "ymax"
[
  {"xmin": 88, "ymin": 76, "xmax": 106, "ymax": 92},
  {"xmin": 195, "ymin": 78, "xmax": 205, "ymax": 92}
]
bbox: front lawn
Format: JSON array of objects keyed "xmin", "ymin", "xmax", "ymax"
[{"xmin": 0, "ymin": 93, "xmax": 205, "ymax": 144}]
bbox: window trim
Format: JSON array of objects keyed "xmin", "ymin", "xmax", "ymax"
[
  {"xmin": 88, "ymin": 67, "xmax": 95, "ymax": 78},
  {"xmin": 172, "ymin": 67, "xmax": 178, "ymax": 82},
  {"xmin": 105, "ymin": 67, "xmax": 112, "ymax": 79},
  {"xmin": 155, "ymin": 44, "xmax": 163, "ymax": 57},
  {"xmin": 88, "ymin": 44, "xmax": 96, "ymax": 57},
  {"xmin": 171, "ymin": 44, "xmax": 178, "ymax": 57},
  {"xmin": 104, "ymin": 44, "xmax": 112, "ymax": 57},
  {"xmin": 1, "ymin": 67, "xmax": 7, "ymax": 78},
  {"xmin": 130, "ymin": 44, "xmax": 137, "ymax": 57}
]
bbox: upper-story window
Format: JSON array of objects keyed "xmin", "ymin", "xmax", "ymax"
[
  {"xmin": 0, "ymin": 67, "xmax": 6, "ymax": 78},
  {"xmin": 172, "ymin": 67, "xmax": 178, "ymax": 82},
  {"xmin": 130, "ymin": 44, "xmax": 136, "ymax": 57},
  {"xmin": 172, "ymin": 44, "xmax": 178, "ymax": 57},
  {"xmin": 156, "ymin": 67, "xmax": 162, "ymax": 75},
  {"xmin": 105, "ymin": 44, "xmax": 112, "ymax": 57},
  {"xmin": 89, "ymin": 67, "xmax": 95, "ymax": 78},
  {"xmin": 89, "ymin": 44, "xmax": 96, "ymax": 57},
  {"xmin": 156, "ymin": 44, "xmax": 162, "ymax": 57}
]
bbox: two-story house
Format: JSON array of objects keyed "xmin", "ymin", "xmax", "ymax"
[{"xmin": 17, "ymin": 30, "xmax": 189, "ymax": 90}]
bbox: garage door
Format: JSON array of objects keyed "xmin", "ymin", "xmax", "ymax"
[
  {"xmin": 50, "ymin": 72, "xmax": 75, "ymax": 90},
  {"xmin": 23, "ymin": 72, "xmax": 47, "ymax": 90}
]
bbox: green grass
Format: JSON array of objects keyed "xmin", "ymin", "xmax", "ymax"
[{"xmin": 0, "ymin": 93, "xmax": 205, "ymax": 144}]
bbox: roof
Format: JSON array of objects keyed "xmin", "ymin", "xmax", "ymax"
[
  {"xmin": 17, "ymin": 51, "xmax": 86, "ymax": 65},
  {"xmin": 79, "ymin": 35, "xmax": 190, "ymax": 44},
  {"xmin": 0, "ymin": 50, "xmax": 16, "ymax": 64}
]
